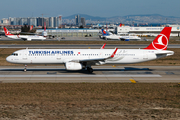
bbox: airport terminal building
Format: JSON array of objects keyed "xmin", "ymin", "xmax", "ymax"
[
  {"xmin": 36, "ymin": 28, "xmax": 100, "ymax": 38},
  {"xmin": 115, "ymin": 25, "xmax": 180, "ymax": 37},
  {"xmin": 36, "ymin": 25, "xmax": 180, "ymax": 38}
]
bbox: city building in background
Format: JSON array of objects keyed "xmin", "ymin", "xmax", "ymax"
[
  {"xmin": 20, "ymin": 18, "xmax": 28, "ymax": 25},
  {"xmin": 0, "ymin": 16, "xmax": 62, "ymax": 29},
  {"xmin": 58, "ymin": 15, "xmax": 62, "ymax": 28},
  {"xmin": 28, "ymin": 18, "xmax": 37, "ymax": 27},
  {"xmin": 81, "ymin": 17, "xmax": 86, "ymax": 26},
  {"xmin": 75, "ymin": 15, "xmax": 86, "ymax": 27},
  {"xmin": 1, "ymin": 18, "xmax": 9, "ymax": 25},
  {"xmin": 37, "ymin": 17, "xmax": 44, "ymax": 26},
  {"xmin": 49, "ymin": 17, "xmax": 54, "ymax": 28},
  {"xmin": 54, "ymin": 17, "xmax": 58, "ymax": 28},
  {"xmin": 75, "ymin": 15, "xmax": 80, "ymax": 26}
]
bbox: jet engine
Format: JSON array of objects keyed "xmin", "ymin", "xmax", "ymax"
[
  {"xmin": 42, "ymin": 31, "xmax": 47, "ymax": 37},
  {"xmin": 27, "ymin": 38, "xmax": 32, "ymax": 41},
  {"xmin": 65, "ymin": 62, "xmax": 82, "ymax": 70}
]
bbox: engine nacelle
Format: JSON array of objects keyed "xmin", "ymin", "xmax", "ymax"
[
  {"xmin": 42, "ymin": 31, "xmax": 47, "ymax": 37},
  {"xmin": 65, "ymin": 62, "xmax": 82, "ymax": 70},
  {"xmin": 27, "ymin": 39, "xmax": 32, "ymax": 41}
]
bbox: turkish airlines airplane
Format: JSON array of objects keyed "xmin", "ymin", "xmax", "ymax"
[
  {"xmin": 101, "ymin": 29, "xmax": 141, "ymax": 41},
  {"xmin": 6, "ymin": 27, "xmax": 174, "ymax": 73},
  {"xmin": 4, "ymin": 27, "xmax": 46, "ymax": 41}
]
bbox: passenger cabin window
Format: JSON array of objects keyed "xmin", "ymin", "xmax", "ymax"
[{"xmin": 12, "ymin": 53, "xmax": 18, "ymax": 56}]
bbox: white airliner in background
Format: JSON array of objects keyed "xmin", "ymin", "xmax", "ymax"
[
  {"xmin": 4, "ymin": 25, "xmax": 47, "ymax": 41},
  {"xmin": 101, "ymin": 29, "xmax": 141, "ymax": 41},
  {"xmin": 6, "ymin": 27, "xmax": 174, "ymax": 73}
]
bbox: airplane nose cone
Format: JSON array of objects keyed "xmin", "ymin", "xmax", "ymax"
[{"xmin": 6, "ymin": 56, "xmax": 12, "ymax": 63}]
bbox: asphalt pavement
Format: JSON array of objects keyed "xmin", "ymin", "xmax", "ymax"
[{"xmin": 0, "ymin": 66, "xmax": 179, "ymax": 83}]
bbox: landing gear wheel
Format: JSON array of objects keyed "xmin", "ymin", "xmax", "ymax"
[
  {"xmin": 24, "ymin": 64, "xmax": 27, "ymax": 72},
  {"xmin": 87, "ymin": 67, "xmax": 93, "ymax": 73}
]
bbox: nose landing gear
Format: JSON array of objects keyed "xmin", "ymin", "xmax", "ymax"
[{"xmin": 24, "ymin": 64, "xmax": 27, "ymax": 72}]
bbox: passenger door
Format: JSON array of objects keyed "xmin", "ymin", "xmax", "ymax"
[{"xmin": 22, "ymin": 50, "xmax": 27, "ymax": 60}]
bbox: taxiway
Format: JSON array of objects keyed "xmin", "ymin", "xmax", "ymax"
[{"xmin": 0, "ymin": 66, "xmax": 179, "ymax": 83}]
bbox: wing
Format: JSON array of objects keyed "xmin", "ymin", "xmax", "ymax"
[{"xmin": 70, "ymin": 48, "xmax": 118, "ymax": 65}]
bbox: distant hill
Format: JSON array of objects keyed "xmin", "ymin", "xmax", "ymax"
[
  {"xmin": 63, "ymin": 14, "xmax": 107, "ymax": 21},
  {"xmin": 63, "ymin": 14, "xmax": 180, "ymax": 24}
]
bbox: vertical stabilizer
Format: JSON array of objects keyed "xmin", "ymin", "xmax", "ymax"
[
  {"xmin": 4, "ymin": 27, "xmax": 14, "ymax": 36},
  {"xmin": 144, "ymin": 27, "xmax": 172, "ymax": 50}
]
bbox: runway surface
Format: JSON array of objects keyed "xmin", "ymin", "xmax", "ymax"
[
  {"xmin": 0, "ymin": 44, "xmax": 180, "ymax": 48},
  {"xmin": 0, "ymin": 66, "xmax": 179, "ymax": 83}
]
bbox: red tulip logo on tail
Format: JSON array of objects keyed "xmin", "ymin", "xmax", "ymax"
[{"xmin": 152, "ymin": 34, "xmax": 168, "ymax": 50}]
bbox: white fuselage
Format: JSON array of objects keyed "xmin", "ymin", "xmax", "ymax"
[
  {"xmin": 6, "ymin": 35, "xmax": 46, "ymax": 41},
  {"xmin": 103, "ymin": 34, "xmax": 141, "ymax": 41},
  {"xmin": 104, "ymin": 35, "xmax": 121, "ymax": 40},
  {"xmin": 120, "ymin": 35, "xmax": 141, "ymax": 41},
  {"xmin": 6, "ymin": 49, "xmax": 174, "ymax": 65}
]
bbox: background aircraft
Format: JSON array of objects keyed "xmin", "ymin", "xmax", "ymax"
[
  {"xmin": 4, "ymin": 25, "xmax": 47, "ymax": 41},
  {"xmin": 101, "ymin": 29, "xmax": 141, "ymax": 41}
]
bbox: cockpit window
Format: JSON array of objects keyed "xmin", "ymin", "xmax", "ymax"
[{"xmin": 12, "ymin": 53, "xmax": 18, "ymax": 56}]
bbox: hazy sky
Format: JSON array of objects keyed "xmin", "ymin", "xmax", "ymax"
[{"xmin": 1, "ymin": 0, "xmax": 180, "ymax": 19}]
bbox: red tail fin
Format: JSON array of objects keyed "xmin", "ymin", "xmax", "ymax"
[
  {"xmin": 30, "ymin": 25, "xmax": 33, "ymax": 30},
  {"xmin": 44, "ymin": 22, "xmax": 46, "ymax": 31},
  {"xmin": 4, "ymin": 27, "xmax": 13, "ymax": 36},
  {"xmin": 119, "ymin": 23, "xmax": 122, "ymax": 27},
  {"xmin": 144, "ymin": 27, "xmax": 172, "ymax": 50}
]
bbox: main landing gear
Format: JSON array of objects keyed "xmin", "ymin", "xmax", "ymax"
[
  {"xmin": 24, "ymin": 64, "xmax": 27, "ymax": 72},
  {"xmin": 87, "ymin": 67, "xmax": 93, "ymax": 73}
]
